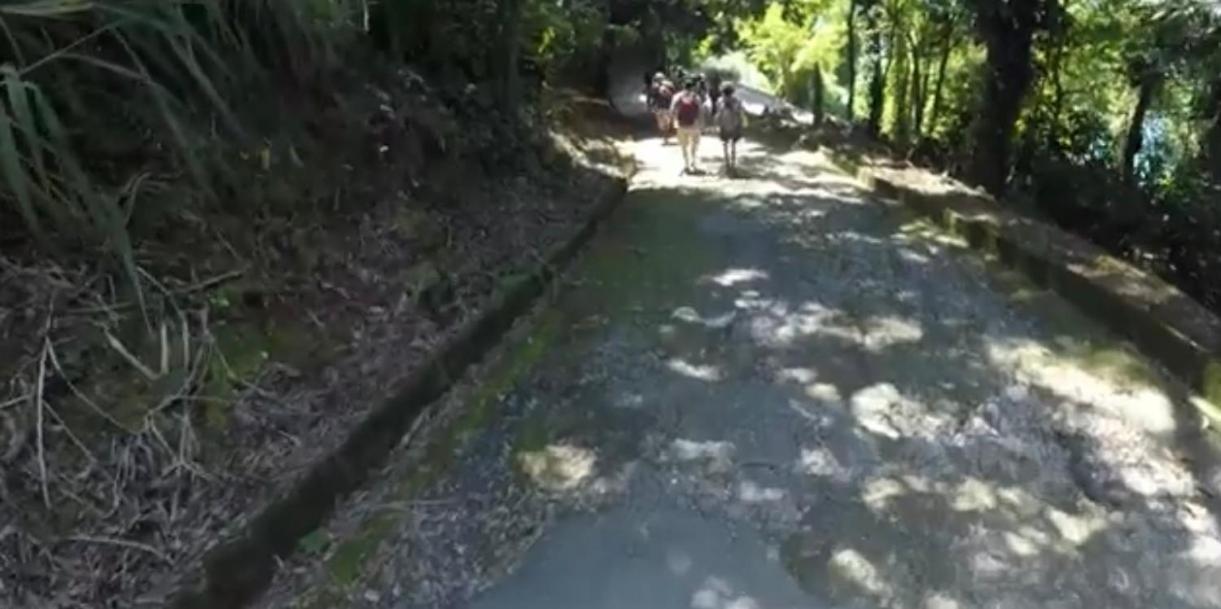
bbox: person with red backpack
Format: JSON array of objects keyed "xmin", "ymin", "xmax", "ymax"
[{"xmin": 670, "ymin": 79, "xmax": 705, "ymax": 174}]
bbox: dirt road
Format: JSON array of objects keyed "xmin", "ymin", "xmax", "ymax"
[{"xmin": 267, "ymin": 136, "xmax": 1221, "ymax": 609}]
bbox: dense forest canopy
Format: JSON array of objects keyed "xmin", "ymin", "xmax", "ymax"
[
  {"xmin": 707, "ymin": 0, "xmax": 1221, "ymax": 308},
  {"xmin": 719, "ymin": 0, "xmax": 1219, "ymax": 195}
]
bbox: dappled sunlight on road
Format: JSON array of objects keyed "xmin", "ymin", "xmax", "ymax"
[
  {"xmin": 985, "ymin": 337, "xmax": 1179, "ymax": 435},
  {"xmin": 626, "ymin": 135, "xmax": 862, "ymax": 201},
  {"xmin": 517, "ymin": 443, "xmax": 597, "ymax": 491},
  {"xmin": 434, "ymin": 133, "xmax": 1221, "ymax": 609},
  {"xmin": 556, "ymin": 134, "xmax": 1221, "ymax": 608}
]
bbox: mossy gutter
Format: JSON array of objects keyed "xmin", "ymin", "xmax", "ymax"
[
  {"xmin": 858, "ymin": 168, "xmax": 1221, "ymax": 431},
  {"xmin": 166, "ymin": 176, "xmax": 628, "ymax": 609}
]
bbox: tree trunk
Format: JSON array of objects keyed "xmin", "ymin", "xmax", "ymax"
[
  {"xmin": 924, "ymin": 27, "xmax": 953, "ymax": 140},
  {"xmin": 892, "ymin": 27, "xmax": 911, "ymax": 151},
  {"xmin": 969, "ymin": 1, "xmax": 1042, "ymax": 196},
  {"xmin": 910, "ymin": 33, "xmax": 925, "ymax": 146},
  {"xmin": 494, "ymin": 0, "xmax": 522, "ymax": 114},
  {"xmin": 866, "ymin": 10, "xmax": 884, "ymax": 136},
  {"xmin": 846, "ymin": 0, "xmax": 858, "ymax": 123},
  {"xmin": 1045, "ymin": 1, "xmax": 1069, "ymax": 152},
  {"xmin": 1206, "ymin": 78, "xmax": 1221, "ymax": 184},
  {"xmin": 1120, "ymin": 73, "xmax": 1158, "ymax": 184},
  {"xmin": 812, "ymin": 63, "xmax": 825, "ymax": 126}
]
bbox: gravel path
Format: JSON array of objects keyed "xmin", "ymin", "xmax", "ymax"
[{"xmin": 266, "ymin": 136, "xmax": 1221, "ymax": 609}]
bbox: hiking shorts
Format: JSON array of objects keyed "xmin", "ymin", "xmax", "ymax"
[
  {"xmin": 677, "ymin": 125, "xmax": 701, "ymax": 148},
  {"xmin": 654, "ymin": 109, "xmax": 673, "ymax": 133},
  {"xmin": 719, "ymin": 128, "xmax": 742, "ymax": 142}
]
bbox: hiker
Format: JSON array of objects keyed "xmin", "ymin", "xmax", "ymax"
[
  {"xmin": 707, "ymin": 72, "xmax": 723, "ymax": 116},
  {"xmin": 674, "ymin": 66, "xmax": 688, "ymax": 89},
  {"xmin": 670, "ymin": 78, "xmax": 705, "ymax": 174},
  {"xmin": 715, "ymin": 84, "xmax": 746, "ymax": 175},
  {"xmin": 648, "ymin": 73, "xmax": 676, "ymax": 144}
]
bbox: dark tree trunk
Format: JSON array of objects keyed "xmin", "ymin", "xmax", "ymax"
[
  {"xmin": 924, "ymin": 27, "xmax": 953, "ymax": 139},
  {"xmin": 868, "ymin": 54, "xmax": 885, "ymax": 135},
  {"xmin": 494, "ymin": 0, "xmax": 522, "ymax": 114},
  {"xmin": 866, "ymin": 8, "xmax": 884, "ymax": 136},
  {"xmin": 1121, "ymin": 73, "xmax": 1158, "ymax": 184},
  {"xmin": 367, "ymin": 0, "xmax": 432, "ymax": 62},
  {"xmin": 846, "ymin": 0, "xmax": 858, "ymax": 123},
  {"xmin": 1045, "ymin": 0, "xmax": 1070, "ymax": 152},
  {"xmin": 910, "ymin": 33, "xmax": 925, "ymax": 146},
  {"xmin": 892, "ymin": 31, "xmax": 911, "ymax": 150},
  {"xmin": 969, "ymin": 1, "xmax": 1044, "ymax": 195},
  {"xmin": 812, "ymin": 63, "xmax": 825, "ymax": 126},
  {"xmin": 1206, "ymin": 78, "xmax": 1221, "ymax": 184},
  {"xmin": 893, "ymin": 19, "xmax": 913, "ymax": 152}
]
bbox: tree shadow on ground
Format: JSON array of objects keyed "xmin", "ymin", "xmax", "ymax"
[{"xmin": 389, "ymin": 135, "xmax": 1221, "ymax": 609}]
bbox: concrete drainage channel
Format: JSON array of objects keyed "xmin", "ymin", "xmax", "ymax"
[
  {"xmin": 857, "ymin": 166, "xmax": 1221, "ymax": 431},
  {"xmin": 166, "ymin": 176, "xmax": 629, "ymax": 609}
]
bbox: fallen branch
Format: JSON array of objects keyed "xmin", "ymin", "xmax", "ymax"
[
  {"xmin": 103, "ymin": 330, "xmax": 158, "ymax": 381},
  {"xmin": 34, "ymin": 334, "xmax": 51, "ymax": 508},
  {"xmin": 65, "ymin": 268, "xmax": 247, "ymax": 316},
  {"xmin": 42, "ymin": 396, "xmax": 98, "ymax": 466},
  {"xmin": 0, "ymin": 394, "xmax": 29, "ymax": 410},
  {"xmin": 47, "ymin": 341, "xmax": 132, "ymax": 432},
  {"xmin": 65, "ymin": 535, "xmax": 171, "ymax": 564},
  {"xmin": 172, "ymin": 268, "xmax": 247, "ymax": 296}
]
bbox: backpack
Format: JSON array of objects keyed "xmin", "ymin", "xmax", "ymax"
[
  {"xmin": 675, "ymin": 94, "xmax": 700, "ymax": 127},
  {"xmin": 717, "ymin": 97, "xmax": 743, "ymax": 131},
  {"xmin": 656, "ymin": 84, "xmax": 674, "ymax": 108}
]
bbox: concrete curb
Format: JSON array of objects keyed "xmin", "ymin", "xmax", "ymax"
[
  {"xmin": 167, "ymin": 176, "xmax": 629, "ymax": 609},
  {"xmin": 857, "ymin": 167, "xmax": 1221, "ymax": 428}
]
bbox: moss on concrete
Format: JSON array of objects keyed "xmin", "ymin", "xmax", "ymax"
[
  {"xmin": 295, "ymin": 304, "xmax": 567, "ymax": 604},
  {"xmin": 1204, "ymin": 361, "xmax": 1221, "ymax": 407},
  {"xmin": 1054, "ymin": 339, "xmax": 1159, "ymax": 389},
  {"xmin": 513, "ymin": 413, "xmax": 551, "ymax": 459},
  {"xmin": 575, "ymin": 189, "xmax": 721, "ymax": 314},
  {"xmin": 325, "ymin": 513, "xmax": 398, "ymax": 586}
]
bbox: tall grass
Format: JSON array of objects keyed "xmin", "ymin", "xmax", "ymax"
[{"xmin": 0, "ymin": 0, "xmax": 358, "ymax": 311}]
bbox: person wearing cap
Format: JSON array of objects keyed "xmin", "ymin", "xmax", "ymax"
[
  {"xmin": 715, "ymin": 83, "xmax": 746, "ymax": 175},
  {"xmin": 648, "ymin": 72, "xmax": 676, "ymax": 144}
]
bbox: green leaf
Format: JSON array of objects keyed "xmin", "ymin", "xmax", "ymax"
[
  {"xmin": 298, "ymin": 529, "xmax": 332, "ymax": 555},
  {"xmin": 0, "ymin": 104, "xmax": 46, "ymax": 248}
]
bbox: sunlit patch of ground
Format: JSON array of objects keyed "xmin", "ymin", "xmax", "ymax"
[{"xmin": 518, "ymin": 444, "xmax": 598, "ymax": 491}]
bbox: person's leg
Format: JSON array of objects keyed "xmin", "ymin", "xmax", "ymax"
[
  {"xmin": 690, "ymin": 129, "xmax": 701, "ymax": 170},
  {"xmin": 677, "ymin": 128, "xmax": 692, "ymax": 170},
  {"xmin": 721, "ymin": 136, "xmax": 730, "ymax": 171},
  {"xmin": 729, "ymin": 137, "xmax": 738, "ymax": 170}
]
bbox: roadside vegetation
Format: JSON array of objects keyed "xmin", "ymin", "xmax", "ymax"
[
  {"xmin": 0, "ymin": 1, "xmax": 622, "ymax": 605},
  {"xmin": 714, "ymin": 0, "xmax": 1221, "ymax": 312}
]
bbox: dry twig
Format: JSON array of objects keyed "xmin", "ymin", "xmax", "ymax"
[
  {"xmin": 103, "ymin": 330, "xmax": 158, "ymax": 381},
  {"xmin": 46, "ymin": 341, "xmax": 132, "ymax": 432},
  {"xmin": 65, "ymin": 535, "xmax": 170, "ymax": 564},
  {"xmin": 34, "ymin": 332, "xmax": 51, "ymax": 509}
]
